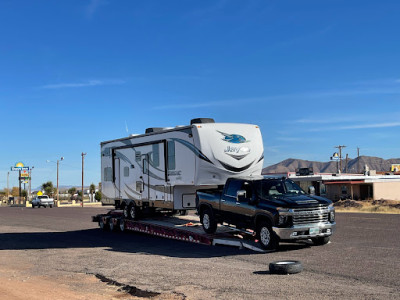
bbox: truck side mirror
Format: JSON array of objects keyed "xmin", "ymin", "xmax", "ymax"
[{"xmin": 236, "ymin": 190, "xmax": 246, "ymax": 202}]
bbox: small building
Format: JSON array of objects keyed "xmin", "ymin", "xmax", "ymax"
[{"xmin": 265, "ymin": 172, "xmax": 400, "ymax": 201}]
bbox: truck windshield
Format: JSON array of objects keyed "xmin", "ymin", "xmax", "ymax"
[{"xmin": 256, "ymin": 179, "xmax": 306, "ymax": 198}]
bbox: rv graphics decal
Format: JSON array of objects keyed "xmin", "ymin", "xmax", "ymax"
[
  {"xmin": 224, "ymin": 145, "xmax": 251, "ymax": 160},
  {"xmin": 170, "ymin": 138, "xmax": 213, "ymax": 164},
  {"xmin": 218, "ymin": 131, "xmax": 248, "ymax": 144}
]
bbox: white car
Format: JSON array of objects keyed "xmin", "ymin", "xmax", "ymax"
[{"xmin": 32, "ymin": 195, "xmax": 54, "ymax": 208}]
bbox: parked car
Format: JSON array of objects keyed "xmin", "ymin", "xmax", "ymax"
[{"xmin": 32, "ymin": 195, "xmax": 54, "ymax": 208}]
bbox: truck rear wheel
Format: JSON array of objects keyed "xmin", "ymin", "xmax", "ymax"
[
  {"xmin": 201, "ymin": 208, "xmax": 217, "ymax": 234},
  {"xmin": 257, "ymin": 221, "xmax": 278, "ymax": 250},
  {"xmin": 122, "ymin": 203, "xmax": 129, "ymax": 219}
]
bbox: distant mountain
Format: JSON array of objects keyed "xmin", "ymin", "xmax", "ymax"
[{"xmin": 262, "ymin": 156, "xmax": 400, "ymax": 174}]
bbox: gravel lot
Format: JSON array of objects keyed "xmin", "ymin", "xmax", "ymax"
[{"xmin": 0, "ymin": 207, "xmax": 399, "ymax": 299}]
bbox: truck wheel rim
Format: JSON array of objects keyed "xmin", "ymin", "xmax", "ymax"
[
  {"xmin": 123, "ymin": 207, "xmax": 128, "ymax": 218},
  {"xmin": 203, "ymin": 214, "xmax": 210, "ymax": 229},
  {"xmin": 119, "ymin": 220, "xmax": 125, "ymax": 231},
  {"xmin": 260, "ymin": 227, "xmax": 270, "ymax": 246}
]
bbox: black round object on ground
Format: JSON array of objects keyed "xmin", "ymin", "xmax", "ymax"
[{"xmin": 269, "ymin": 260, "xmax": 303, "ymax": 274}]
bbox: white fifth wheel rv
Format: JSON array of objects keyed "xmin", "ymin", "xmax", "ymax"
[{"xmin": 100, "ymin": 118, "xmax": 264, "ymax": 219}]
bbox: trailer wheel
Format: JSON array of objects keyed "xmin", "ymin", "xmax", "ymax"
[
  {"xmin": 109, "ymin": 219, "xmax": 115, "ymax": 231},
  {"xmin": 257, "ymin": 221, "xmax": 278, "ymax": 250},
  {"xmin": 119, "ymin": 219, "xmax": 125, "ymax": 232},
  {"xmin": 179, "ymin": 210, "xmax": 188, "ymax": 216},
  {"xmin": 129, "ymin": 204, "xmax": 138, "ymax": 220},
  {"xmin": 49, "ymin": 204, "xmax": 53, "ymax": 208},
  {"xmin": 311, "ymin": 236, "xmax": 330, "ymax": 246},
  {"xmin": 201, "ymin": 208, "xmax": 217, "ymax": 234},
  {"xmin": 99, "ymin": 218, "xmax": 108, "ymax": 230},
  {"xmin": 269, "ymin": 260, "xmax": 303, "ymax": 274},
  {"xmin": 122, "ymin": 203, "xmax": 129, "ymax": 219}
]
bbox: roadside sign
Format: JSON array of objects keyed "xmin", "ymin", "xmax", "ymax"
[
  {"xmin": 11, "ymin": 162, "xmax": 29, "ymax": 171},
  {"xmin": 37, "ymin": 191, "xmax": 43, "ymax": 196},
  {"xmin": 20, "ymin": 170, "xmax": 29, "ymax": 177}
]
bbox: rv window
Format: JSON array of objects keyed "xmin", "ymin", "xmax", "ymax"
[
  {"xmin": 151, "ymin": 144, "xmax": 160, "ymax": 167},
  {"xmin": 167, "ymin": 141, "xmax": 176, "ymax": 170},
  {"xmin": 104, "ymin": 167, "xmax": 112, "ymax": 181},
  {"xmin": 124, "ymin": 167, "xmax": 129, "ymax": 177}
]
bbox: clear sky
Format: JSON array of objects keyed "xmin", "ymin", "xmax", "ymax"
[{"xmin": 1, "ymin": 0, "xmax": 400, "ymax": 189}]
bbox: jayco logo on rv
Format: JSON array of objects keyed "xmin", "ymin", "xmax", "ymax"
[
  {"xmin": 217, "ymin": 131, "xmax": 251, "ymax": 160},
  {"xmin": 217, "ymin": 131, "xmax": 247, "ymax": 144}
]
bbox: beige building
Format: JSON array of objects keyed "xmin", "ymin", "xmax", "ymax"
[{"xmin": 286, "ymin": 173, "xmax": 400, "ymax": 202}]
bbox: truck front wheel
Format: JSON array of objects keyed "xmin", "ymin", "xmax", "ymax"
[
  {"xmin": 257, "ymin": 221, "xmax": 278, "ymax": 250},
  {"xmin": 201, "ymin": 208, "xmax": 217, "ymax": 234}
]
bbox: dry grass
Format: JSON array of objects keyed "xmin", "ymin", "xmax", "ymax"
[{"xmin": 334, "ymin": 199, "xmax": 400, "ymax": 214}]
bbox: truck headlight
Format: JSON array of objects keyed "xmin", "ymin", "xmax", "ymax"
[
  {"xmin": 328, "ymin": 204, "xmax": 335, "ymax": 222},
  {"xmin": 277, "ymin": 207, "xmax": 292, "ymax": 225}
]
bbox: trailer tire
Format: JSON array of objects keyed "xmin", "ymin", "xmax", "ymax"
[
  {"xmin": 49, "ymin": 204, "xmax": 53, "ymax": 208},
  {"xmin": 269, "ymin": 261, "xmax": 303, "ymax": 275},
  {"xmin": 128, "ymin": 204, "xmax": 138, "ymax": 220},
  {"xmin": 99, "ymin": 218, "xmax": 108, "ymax": 231},
  {"xmin": 311, "ymin": 236, "xmax": 330, "ymax": 246},
  {"xmin": 179, "ymin": 210, "xmax": 188, "ymax": 216},
  {"xmin": 119, "ymin": 219, "xmax": 125, "ymax": 232},
  {"xmin": 201, "ymin": 208, "xmax": 217, "ymax": 234},
  {"xmin": 256, "ymin": 221, "xmax": 278, "ymax": 250},
  {"xmin": 122, "ymin": 203, "xmax": 129, "ymax": 219},
  {"xmin": 109, "ymin": 219, "xmax": 115, "ymax": 231}
]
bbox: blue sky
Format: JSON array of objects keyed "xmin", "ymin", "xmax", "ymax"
[{"xmin": 1, "ymin": 0, "xmax": 400, "ymax": 189}]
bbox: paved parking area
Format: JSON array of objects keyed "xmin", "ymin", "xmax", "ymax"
[{"xmin": 0, "ymin": 207, "xmax": 399, "ymax": 299}]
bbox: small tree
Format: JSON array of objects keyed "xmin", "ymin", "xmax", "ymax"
[
  {"xmin": 42, "ymin": 181, "xmax": 54, "ymax": 196},
  {"xmin": 68, "ymin": 187, "xmax": 76, "ymax": 195},
  {"xmin": 95, "ymin": 191, "xmax": 102, "ymax": 201},
  {"xmin": 11, "ymin": 187, "xmax": 19, "ymax": 197}
]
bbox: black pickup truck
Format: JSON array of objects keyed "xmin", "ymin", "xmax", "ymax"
[{"xmin": 196, "ymin": 176, "xmax": 336, "ymax": 250}]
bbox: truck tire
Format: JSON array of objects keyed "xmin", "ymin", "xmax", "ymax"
[
  {"xmin": 201, "ymin": 208, "xmax": 217, "ymax": 234},
  {"xmin": 311, "ymin": 236, "xmax": 330, "ymax": 246},
  {"xmin": 49, "ymin": 204, "xmax": 53, "ymax": 208},
  {"xmin": 269, "ymin": 261, "xmax": 303, "ymax": 274},
  {"xmin": 257, "ymin": 221, "xmax": 278, "ymax": 250}
]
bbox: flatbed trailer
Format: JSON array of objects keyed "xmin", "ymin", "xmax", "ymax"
[{"xmin": 92, "ymin": 211, "xmax": 266, "ymax": 252}]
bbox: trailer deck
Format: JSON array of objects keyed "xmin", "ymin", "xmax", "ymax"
[{"xmin": 92, "ymin": 211, "xmax": 266, "ymax": 252}]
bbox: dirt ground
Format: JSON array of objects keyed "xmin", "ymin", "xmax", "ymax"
[{"xmin": 0, "ymin": 251, "xmax": 184, "ymax": 300}]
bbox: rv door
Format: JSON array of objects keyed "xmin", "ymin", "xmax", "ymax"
[
  {"xmin": 114, "ymin": 157, "xmax": 121, "ymax": 199},
  {"xmin": 142, "ymin": 155, "xmax": 150, "ymax": 201}
]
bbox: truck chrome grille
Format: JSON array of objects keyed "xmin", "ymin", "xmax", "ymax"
[{"xmin": 292, "ymin": 206, "xmax": 329, "ymax": 225}]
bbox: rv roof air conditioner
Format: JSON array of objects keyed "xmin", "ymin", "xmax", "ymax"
[
  {"xmin": 145, "ymin": 127, "xmax": 164, "ymax": 134},
  {"xmin": 190, "ymin": 118, "xmax": 215, "ymax": 125}
]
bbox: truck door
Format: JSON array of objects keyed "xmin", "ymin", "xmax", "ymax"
[{"xmin": 221, "ymin": 179, "xmax": 254, "ymax": 227}]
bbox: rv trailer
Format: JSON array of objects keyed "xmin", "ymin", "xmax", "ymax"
[{"xmin": 100, "ymin": 118, "xmax": 264, "ymax": 219}]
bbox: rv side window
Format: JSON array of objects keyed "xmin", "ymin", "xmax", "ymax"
[
  {"xmin": 104, "ymin": 167, "xmax": 112, "ymax": 181},
  {"xmin": 167, "ymin": 141, "xmax": 175, "ymax": 170},
  {"xmin": 124, "ymin": 167, "xmax": 129, "ymax": 177},
  {"xmin": 151, "ymin": 143, "xmax": 160, "ymax": 167}
]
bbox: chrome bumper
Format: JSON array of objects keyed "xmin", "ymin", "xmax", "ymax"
[{"xmin": 273, "ymin": 222, "xmax": 336, "ymax": 240}]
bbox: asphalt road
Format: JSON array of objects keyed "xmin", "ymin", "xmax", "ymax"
[{"xmin": 0, "ymin": 206, "xmax": 399, "ymax": 299}]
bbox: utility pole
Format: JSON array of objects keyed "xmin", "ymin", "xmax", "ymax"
[
  {"xmin": 345, "ymin": 154, "xmax": 349, "ymax": 173},
  {"xmin": 57, "ymin": 157, "xmax": 64, "ymax": 204},
  {"xmin": 29, "ymin": 166, "xmax": 34, "ymax": 201},
  {"xmin": 7, "ymin": 171, "xmax": 9, "ymax": 199},
  {"xmin": 81, "ymin": 152, "xmax": 87, "ymax": 207},
  {"xmin": 334, "ymin": 145, "xmax": 346, "ymax": 173},
  {"xmin": 357, "ymin": 147, "xmax": 360, "ymax": 174},
  {"xmin": 19, "ymin": 170, "xmax": 21, "ymax": 203}
]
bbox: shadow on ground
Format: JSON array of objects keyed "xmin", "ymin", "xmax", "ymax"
[{"xmin": 0, "ymin": 229, "xmax": 310, "ymax": 258}]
